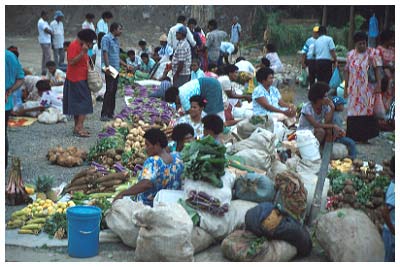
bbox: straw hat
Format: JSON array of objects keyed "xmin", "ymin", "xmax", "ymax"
[{"xmin": 159, "ymin": 33, "xmax": 167, "ymax": 42}]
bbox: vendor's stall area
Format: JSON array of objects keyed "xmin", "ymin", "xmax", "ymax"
[{"xmin": 5, "ymin": 81, "xmax": 391, "ymax": 262}]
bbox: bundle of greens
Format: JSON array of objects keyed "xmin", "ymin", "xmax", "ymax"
[
  {"xmin": 87, "ymin": 136, "xmax": 125, "ymax": 162},
  {"xmin": 43, "ymin": 212, "xmax": 67, "ymax": 239},
  {"xmin": 181, "ymin": 136, "xmax": 226, "ymax": 188}
]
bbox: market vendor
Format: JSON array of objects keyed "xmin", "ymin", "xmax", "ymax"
[
  {"xmin": 171, "ymin": 123, "xmax": 195, "ymax": 153},
  {"xmin": 252, "ymin": 67, "xmax": 296, "ymax": 127},
  {"xmin": 175, "ymin": 95, "xmax": 206, "ymax": 138},
  {"xmin": 202, "ymin": 114, "xmax": 224, "ymax": 144},
  {"xmin": 113, "ymin": 128, "xmax": 183, "ymax": 206},
  {"xmin": 165, "ymin": 77, "xmax": 225, "ymax": 121},
  {"xmin": 297, "ymin": 82, "xmax": 341, "ymax": 144}
]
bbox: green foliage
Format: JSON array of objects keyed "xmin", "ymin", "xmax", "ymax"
[
  {"xmin": 34, "ymin": 175, "xmax": 55, "ymax": 193},
  {"xmin": 91, "ymin": 197, "xmax": 112, "ymax": 230},
  {"xmin": 43, "ymin": 212, "xmax": 67, "ymax": 238},
  {"xmin": 88, "ymin": 136, "xmax": 125, "ymax": 161}
]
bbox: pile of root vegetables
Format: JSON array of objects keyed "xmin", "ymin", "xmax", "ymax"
[
  {"xmin": 65, "ymin": 167, "xmax": 130, "ymax": 194},
  {"xmin": 327, "ymin": 158, "xmax": 392, "ymax": 232},
  {"xmin": 47, "ymin": 146, "xmax": 87, "ymax": 167}
]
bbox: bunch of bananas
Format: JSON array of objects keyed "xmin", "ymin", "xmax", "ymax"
[{"xmin": 330, "ymin": 158, "xmax": 353, "ymax": 173}]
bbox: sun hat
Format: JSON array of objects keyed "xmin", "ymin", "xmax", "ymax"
[
  {"xmin": 176, "ymin": 26, "xmax": 187, "ymax": 35},
  {"xmin": 54, "ymin": 10, "xmax": 64, "ymax": 19},
  {"xmin": 159, "ymin": 33, "xmax": 168, "ymax": 42}
]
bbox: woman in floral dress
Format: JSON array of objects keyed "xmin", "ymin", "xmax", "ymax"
[
  {"xmin": 376, "ymin": 30, "xmax": 395, "ymax": 111},
  {"xmin": 344, "ymin": 31, "xmax": 381, "ymax": 143},
  {"xmin": 113, "ymin": 128, "xmax": 184, "ymax": 206}
]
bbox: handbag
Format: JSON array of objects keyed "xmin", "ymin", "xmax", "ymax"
[
  {"xmin": 373, "ymin": 93, "xmax": 386, "ymax": 119},
  {"xmin": 87, "ymin": 57, "xmax": 103, "ymax": 93}
]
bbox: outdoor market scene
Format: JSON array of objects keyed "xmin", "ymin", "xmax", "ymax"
[{"xmin": 4, "ymin": 5, "xmax": 396, "ymax": 262}]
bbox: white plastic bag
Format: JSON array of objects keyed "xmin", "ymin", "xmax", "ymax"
[
  {"xmin": 38, "ymin": 107, "xmax": 66, "ymax": 124},
  {"xmin": 298, "ymin": 172, "xmax": 329, "ymax": 215},
  {"xmin": 135, "ymin": 203, "xmax": 194, "ymax": 262},
  {"xmin": 153, "ymin": 189, "xmax": 185, "ymax": 207},
  {"xmin": 104, "ymin": 198, "xmax": 149, "ymax": 248}
]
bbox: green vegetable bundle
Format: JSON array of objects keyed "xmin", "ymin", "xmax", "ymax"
[
  {"xmin": 181, "ymin": 136, "xmax": 226, "ymax": 188},
  {"xmin": 43, "ymin": 212, "xmax": 67, "ymax": 239},
  {"xmin": 88, "ymin": 136, "xmax": 125, "ymax": 161}
]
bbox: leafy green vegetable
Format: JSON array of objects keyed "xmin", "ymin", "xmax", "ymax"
[
  {"xmin": 88, "ymin": 136, "xmax": 125, "ymax": 161},
  {"xmin": 91, "ymin": 197, "xmax": 112, "ymax": 230},
  {"xmin": 328, "ymin": 169, "xmax": 364, "ymax": 194},
  {"xmin": 71, "ymin": 191, "xmax": 90, "ymax": 205},
  {"xmin": 181, "ymin": 136, "xmax": 226, "ymax": 188},
  {"xmin": 43, "ymin": 212, "xmax": 67, "ymax": 239},
  {"xmin": 249, "ymin": 115, "xmax": 267, "ymax": 125}
]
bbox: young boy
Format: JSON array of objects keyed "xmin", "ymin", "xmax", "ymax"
[
  {"xmin": 382, "ymin": 155, "xmax": 395, "ymax": 262},
  {"xmin": 45, "ymin": 61, "xmax": 66, "ymax": 86},
  {"xmin": 138, "ymin": 39, "xmax": 151, "ymax": 57},
  {"xmin": 13, "ymin": 80, "xmax": 63, "ymax": 116},
  {"xmin": 140, "ymin": 53, "xmax": 156, "ymax": 73},
  {"xmin": 126, "ymin": 50, "xmax": 141, "ymax": 70},
  {"xmin": 190, "ymin": 58, "xmax": 205, "ymax": 80},
  {"xmin": 202, "ymin": 114, "xmax": 224, "ymax": 144},
  {"xmin": 331, "ymin": 96, "xmax": 357, "ymax": 159}
]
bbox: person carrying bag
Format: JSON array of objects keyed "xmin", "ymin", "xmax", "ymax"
[{"xmin": 87, "ymin": 57, "xmax": 103, "ymax": 93}]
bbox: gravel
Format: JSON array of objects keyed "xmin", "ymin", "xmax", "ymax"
[{"xmin": 6, "ymin": 94, "xmax": 126, "ymax": 186}]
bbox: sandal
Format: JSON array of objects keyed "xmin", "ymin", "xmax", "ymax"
[{"xmin": 73, "ymin": 130, "xmax": 90, "ymax": 138}]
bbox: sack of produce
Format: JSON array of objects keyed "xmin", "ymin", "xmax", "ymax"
[
  {"xmin": 236, "ymin": 115, "xmax": 274, "ymax": 139},
  {"xmin": 274, "ymin": 171, "xmax": 308, "ymax": 223},
  {"xmin": 191, "ymin": 226, "xmax": 216, "ymax": 254},
  {"xmin": 331, "ymin": 143, "xmax": 348, "ymax": 160},
  {"xmin": 221, "ymin": 230, "xmax": 297, "ymax": 262},
  {"xmin": 135, "ymin": 203, "xmax": 194, "ymax": 262},
  {"xmin": 234, "ymin": 149, "xmax": 272, "ymax": 172},
  {"xmin": 234, "ymin": 173, "xmax": 275, "ymax": 203},
  {"xmin": 298, "ymin": 172, "xmax": 329, "ymax": 215},
  {"xmin": 269, "ymin": 159, "xmax": 288, "ymax": 180},
  {"xmin": 315, "ymin": 208, "xmax": 384, "ymax": 261},
  {"xmin": 198, "ymin": 199, "xmax": 258, "ymax": 240},
  {"xmin": 104, "ymin": 198, "xmax": 149, "ymax": 248},
  {"xmin": 244, "ymin": 202, "xmax": 276, "ymax": 237}
]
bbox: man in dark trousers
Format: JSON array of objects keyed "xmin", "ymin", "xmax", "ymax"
[
  {"xmin": 314, "ymin": 26, "xmax": 338, "ymax": 84},
  {"xmin": 301, "ymin": 26, "xmax": 319, "ymax": 87},
  {"xmin": 100, "ymin": 23, "xmax": 132, "ymax": 121}
]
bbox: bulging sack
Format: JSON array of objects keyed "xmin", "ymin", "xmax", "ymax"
[
  {"xmin": 234, "ymin": 149, "xmax": 272, "ymax": 172},
  {"xmin": 135, "ymin": 203, "xmax": 194, "ymax": 262},
  {"xmin": 234, "ymin": 173, "xmax": 275, "ymax": 203},
  {"xmin": 104, "ymin": 198, "xmax": 149, "ymax": 248},
  {"xmin": 236, "ymin": 115, "xmax": 274, "ymax": 139}
]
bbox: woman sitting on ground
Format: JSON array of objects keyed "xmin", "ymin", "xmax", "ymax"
[
  {"xmin": 202, "ymin": 114, "xmax": 224, "ymax": 144},
  {"xmin": 175, "ymin": 95, "xmax": 207, "ymax": 138},
  {"xmin": 298, "ymin": 82, "xmax": 341, "ymax": 144},
  {"xmin": 113, "ymin": 128, "xmax": 183, "ymax": 206},
  {"xmin": 252, "ymin": 67, "xmax": 296, "ymax": 127},
  {"xmin": 171, "ymin": 123, "xmax": 195, "ymax": 153}
]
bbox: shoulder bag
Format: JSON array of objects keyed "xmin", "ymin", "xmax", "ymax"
[{"xmin": 87, "ymin": 57, "xmax": 103, "ymax": 93}]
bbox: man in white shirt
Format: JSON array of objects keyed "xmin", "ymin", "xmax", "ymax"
[
  {"xmin": 50, "ymin": 10, "xmax": 65, "ymax": 68},
  {"xmin": 235, "ymin": 57, "xmax": 255, "ymax": 75},
  {"xmin": 314, "ymin": 26, "xmax": 338, "ymax": 84},
  {"xmin": 82, "ymin": 13, "xmax": 96, "ymax": 31},
  {"xmin": 96, "ymin": 11, "xmax": 113, "ymax": 35},
  {"xmin": 167, "ymin": 15, "xmax": 196, "ymax": 51},
  {"xmin": 38, "ymin": 11, "xmax": 53, "ymax": 75}
]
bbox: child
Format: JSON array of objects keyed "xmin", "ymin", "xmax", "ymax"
[
  {"xmin": 126, "ymin": 50, "xmax": 141, "ymax": 70},
  {"xmin": 13, "ymin": 80, "xmax": 63, "ymax": 116},
  {"xmin": 382, "ymin": 155, "xmax": 395, "ymax": 262},
  {"xmin": 190, "ymin": 58, "xmax": 205, "ymax": 80},
  {"xmin": 331, "ymin": 96, "xmax": 357, "ymax": 159},
  {"xmin": 138, "ymin": 39, "xmax": 151, "ymax": 57},
  {"xmin": 170, "ymin": 123, "xmax": 195, "ymax": 153},
  {"xmin": 45, "ymin": 61, "xmax": 66, "ymax": 86},
  {"xmin": 139, "ymin": 53, "xmax": 156, "ymax": 73},
  {"xmin": 202, "ymin": 114, "xmax": 224, "ymax": 144}
]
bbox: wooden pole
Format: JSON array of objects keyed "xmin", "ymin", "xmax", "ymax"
[
  {"xmin": 322, "ymin": 6, "xmax": 328, "ymax": 27},
  {"xmin": 384, "ymin": 6, "xmax": 390, "ymax": 30},
  {"xmin": 348, "ymin": 6, "xmax": 355, "ymax": 50},
  {"xmin": 307, "ymin": 129, "xmax": 334, "ymax": 225}
]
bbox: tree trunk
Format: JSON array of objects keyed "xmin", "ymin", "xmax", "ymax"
[
  {"xmin": 190, "ymin": 6, "xmax": 215, "ymax": 29},
  {"xmin": 383, "ymin": 6, "xmax": 390, "ymax": 30},
  {"xmin": 322, "ymin": 6, "xmax": 328, "ymax": 26},
  {"xmin": 347, "ymin": 6, "xmax": 355, "ymax": 50}
]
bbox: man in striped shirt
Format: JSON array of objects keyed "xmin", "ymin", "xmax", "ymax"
[{"xmin": 172, "ymin": 26, "xmax": 192, "ymax": 88}]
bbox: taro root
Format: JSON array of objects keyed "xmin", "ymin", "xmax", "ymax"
[
  {"xmin": 382, "ymin": 159, "xmax": 391, "ymax": 167},
  {"xmin": 353, "ymin": 159, "xmax": 363, "ymax": 168},
  {"xmin": 343, "ymin": 185, "xmax": 355, "ymax": 194}
]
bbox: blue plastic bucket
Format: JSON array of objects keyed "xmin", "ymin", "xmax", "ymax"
[{"xmin": 67, "ymin": 206, "xmax": 102, "ymax": 258}]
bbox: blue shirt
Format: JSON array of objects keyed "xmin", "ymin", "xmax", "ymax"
[
  {"xmin": 252, "ymin": 84, "xmax": 284, "ymax": 116},
  {"xmin": 230, "ymin": 23, "xmax": 241, "ymax": 44},
  {"xmin": 220, "ymin": 42, "xmax": 235, "ymax": 54},
  {"xmin": 140, "ymin": 58, "xmax": 156, "ymax": 73},
  {"xmin": 191, "ymin": 69, "xmax": 205, "ymax": 80},
  {"xmin": 96, "ymin": 18, "xmax": 108, "ymax": 35},
  {"xmin": 315, "ymin": 35, "xmax": 336, "ymax": 60},
  {"xmin": 302, "ymin": 37, "xmax": 317, "ymax": 60},
  {"xmin": 5, "ymin": 50, "xmax": 24, "ymax": 111},
  {"xmin": 158, "ymin": 44, "xmax": 173, "ymax": 57},
  {"xmin": 101, "ymin": 33, "xmax": 121, "ymax": 70}
]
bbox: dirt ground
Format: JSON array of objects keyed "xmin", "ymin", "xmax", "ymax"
[{"xmin": 4, "ymin": 35, "xmax": 395, "ymax": 262}]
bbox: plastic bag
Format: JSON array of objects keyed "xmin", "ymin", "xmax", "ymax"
[
  {"xmin": 374, "ymin": 93, "xmax": 386, "ymax": 119},
  {"xmin": 329, "ymin": 67, "xmax": 341, "ymax": 89},
  {"xmin": 299, "ymin": 68, "xmax": 309, "ymax": 88}
]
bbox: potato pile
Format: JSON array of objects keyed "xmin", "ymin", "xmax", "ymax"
[
  {"xmin": 125, "ymin": 125, "xmax": 146, "ymax": 152},
  {"xmin": 66, "ymin": 167, "xmax": 129, "ymax": 194},
  {"xmin": 47, "ymin": 146, "xmax": 87, "ymax": 167},
  {"xmin": 111, "ymin": 118, "xmax": 129, "ymax": 129}
]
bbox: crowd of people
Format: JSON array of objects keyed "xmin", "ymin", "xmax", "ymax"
[{"xmin": 5, "ymin": 9, "xmax": 395, "ymax": 261}]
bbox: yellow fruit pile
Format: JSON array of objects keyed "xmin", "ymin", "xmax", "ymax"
[{"xmin": 330, "ymin": 158, "xmax": 353, "ymax": 173}]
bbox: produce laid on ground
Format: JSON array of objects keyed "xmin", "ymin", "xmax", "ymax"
[
  {"xmin": 34, "ymin": 175, "xmax": 58, "ymax": 202},
  {"xmin": 47, "ymin": 146, "xmax": 87, "ymax": 167},
  {"xmin": 6, "ymin": 157, "xmax": 31, "ymax": 206},
  {"xmin": 327, "ymin": 158, "xmax": 391, "ymax": 232}
]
